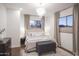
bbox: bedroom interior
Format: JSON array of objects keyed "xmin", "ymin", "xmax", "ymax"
[{"xmin": 0, "ymin": 3, "xmax": 79, "ymax": 56}]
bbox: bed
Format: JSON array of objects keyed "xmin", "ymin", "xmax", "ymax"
[{"xmin": 25, "ymin": 32, "xmax": 52, "ymax": 51}]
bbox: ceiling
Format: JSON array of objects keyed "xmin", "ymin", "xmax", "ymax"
[{"xmin": 3, "ymin": 3, "xmax": 74, "ymax": 16}]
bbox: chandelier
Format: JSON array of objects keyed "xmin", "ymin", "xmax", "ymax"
[
  {"xmin": 35, "ymin": 3, "xmax": 47, "ymax": 16},
  {"xmin": 36, "ymin": 7, "xmax": 45, "ymax": 17}
]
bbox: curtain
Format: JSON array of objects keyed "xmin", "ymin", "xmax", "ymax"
[
  {"xmin": 54, "ymin": 12, "xmax": 61, "ymax": 46},
  {"xmin": 24, "ymin": 15, "xmax": 30, "ymax": 34},
  {"xmin": 73, "ymin": 4, "xmax": 79, "ymax": 55}
]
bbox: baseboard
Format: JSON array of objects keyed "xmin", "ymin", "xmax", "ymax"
[
  {"xmin": 57, "ymin": 46, "xmax": 75, "ymax": 56},
  {"xmin": 11, "ymin": 47, "xmax": 21, "ymax": 56}
]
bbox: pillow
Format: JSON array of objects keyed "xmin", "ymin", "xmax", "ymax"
[{"xmin": 27, "ymin": 32, "xmax": 44, "ymax": 37}]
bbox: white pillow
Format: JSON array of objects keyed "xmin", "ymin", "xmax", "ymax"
[{"xmin": 27, "ymin": 32, "xmax": 44, "ymax": 37}]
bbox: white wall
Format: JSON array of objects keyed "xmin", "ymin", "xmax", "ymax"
[
  {"xmin": 20, "ymin": 13, "xmax": 25, "ymax": 38},
  {"xmin": 0, "ymin": 4, "xmax": 7, "ymax": 39},
  {"xmin": 60, "ymin": 7, "xmax": 73, "ymax": 17},
  {"xmin": 60, "ymin": 7, "xmax": 73, "ymax": 51},
  {"xmin": 0, "ymin": 4, "xmax": 22, "ymax": 48},
  {"xmin": 45, "ymin": 14, "xmax": 55, "ymax": 41},
  {"xmin": 6, "ymin": 9, "xmax": 21, "ymax": 48},
  {"xmin": 30, "ymin": 15, "xmax": 41, "ymax": 20}
]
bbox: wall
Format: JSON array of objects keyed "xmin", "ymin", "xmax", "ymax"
[
  {"xmin": 6, "ymin": 9, "xmax": 21, "ymax": 48},
  {"xmin": 60, "ymin": 7, "xmax": 73, "ymax": 17},
  {"xmin": 45, "ymin": 14, "xmax": 55, "ymax": 41},
  {"xmin": 0, "ymin": 4, "xmax": 7, "ymax": 39},
  {"xmin": 20, "ymin": 13, "xmax": 25, "ymax": 38},
  {"xmin": 0, "ymin": 4, "xmax": 21, "ymax": 48},
  {"xmin": 59, "ymin": 7, "xmax": 73, "ymax": 51}
]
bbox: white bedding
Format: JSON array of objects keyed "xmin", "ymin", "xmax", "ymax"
[
  {"xmin": 26, "ymin": 35, "xmax": 51, "ymax": 42},
  {"xmin": 25, "ymin": 35, "xmax": 52, "ymax": 50}
]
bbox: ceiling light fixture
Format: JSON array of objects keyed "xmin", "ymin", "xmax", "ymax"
[
  {"xmin": 35, "ymin": 3, "xmax": 47, "ymax": 17},
  {"xmin": 20, "ymin": 8, "xmax": 23, "ymax": 11},
  {"xmin": 36, "ymin": 7, "xmax": 45, "ymax": 17}
]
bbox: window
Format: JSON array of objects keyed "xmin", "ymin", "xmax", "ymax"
[
  {"xmin": 66, "ymin": 16, "xmax": 73, "ymax": 27},
  {"xmin": 59, "ymin": 15, "xmax": 73, "ymax": 27},
  {"xmin": 29, "ymin": 15, "xmax": 44, "ymax": 29},
  {"xmin": 30, "ymin": 20, "xmax": 42, "ymax": 28},
  {"xmin": 59, "ymin": 17, "xmax": 66, "ymax": 27}
]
